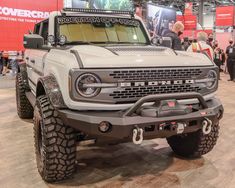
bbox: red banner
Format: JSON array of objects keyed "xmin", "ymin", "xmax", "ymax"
[
  {"xmin": 0, "ymin": 0, "xmax": 63, "ymax": 51},
  {"xmin": 184, "ymin": 2, "xmax": 193, "ymax": 15},
  {"xmin": 176, "ymin": 15, "xmax": 184, "ymax": 24},
  {"xmin": 184, "ymin": 15, "xmax": 197, "ymax": 30},
  {"xmin": 216, "ymin": 6, "xmax": 234, "ymax": 26}
]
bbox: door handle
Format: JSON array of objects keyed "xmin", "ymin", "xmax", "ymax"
[{"xmin": 30, "ymin": 59, "xmax": 35, "ymax": 64}]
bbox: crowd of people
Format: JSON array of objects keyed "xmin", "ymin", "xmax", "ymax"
[{"xmin": 163, "ymin": 21, "xmax": 235, "ymax": 82}]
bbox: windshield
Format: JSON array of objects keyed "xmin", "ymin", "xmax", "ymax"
[{"xmin": 57, "ymin": 16, "xmax": 149, "ymax": 45}]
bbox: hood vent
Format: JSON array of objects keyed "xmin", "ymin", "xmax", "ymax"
[{"xmin": 105, "ymin": 46, "xmax": 171, "ymax": 56}]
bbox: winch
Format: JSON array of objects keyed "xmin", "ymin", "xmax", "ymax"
[{"xmin": 139, "ymin": 100, "xmax": 193, "ymax": 118}]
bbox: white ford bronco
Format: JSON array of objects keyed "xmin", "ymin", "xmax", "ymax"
[{"xmin": 16, "ymin": 6, "xmax": 223, "ymax": 182}]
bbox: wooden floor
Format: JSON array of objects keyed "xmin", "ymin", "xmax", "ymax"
[{"xmin": 0, "ymin": 74, "xmax": 235, "ymax": 188}]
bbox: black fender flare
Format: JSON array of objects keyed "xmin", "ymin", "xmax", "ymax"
[
  {"xmin": 18, "ymin": 63, "xmax": 31, "ymax": 91},
  {"xmin": 37, "ymin": 75, "xmax": 67, "ymax": 109}
]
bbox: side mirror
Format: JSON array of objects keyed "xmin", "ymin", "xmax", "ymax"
[
  {"xmin": 23, "ymin": 34, "xmax": 44, "ymax": 49},
  {"xmin": 160, "ymin": 37, "xmax": 172, "ymax": 48},
  {"xmin": 151, "ymin": 37, "xmax": 159, "ymax": 46}
]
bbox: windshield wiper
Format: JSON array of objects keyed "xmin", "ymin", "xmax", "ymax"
[{"xmin": 65, "ymin": 41, "xmax": 94, "ymax": 45}]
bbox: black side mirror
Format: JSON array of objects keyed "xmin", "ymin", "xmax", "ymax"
[
  {"xmin": 160, "ymin": 37, "xmax": 172, "ymax": 48},
  {"xmin": 151, "ymin": 37, "xmax": 159, "ymax": 46},
  {"xmin": 23, "ymin": 34, "xmax": 44, "ymax": 49}
]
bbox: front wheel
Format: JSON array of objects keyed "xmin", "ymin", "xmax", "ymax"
[
  {"xmin": 167, "ymin": 123, "xmax": 220, "ymax": 158},
  {"xmin": 34, "ymin": 95, "xmax": 76, "ymax": 182}
]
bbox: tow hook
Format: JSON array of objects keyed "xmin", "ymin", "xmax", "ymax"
[
  {"xmin": 202, "ymin": 118, "xmax": 212, "ymax": 135},
  {"xmin": 132, "ymin": 127, "xmax": 144, "ymax": 145}
]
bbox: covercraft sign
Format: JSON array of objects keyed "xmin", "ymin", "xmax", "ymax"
[{"xmin": 0, "ymin": 6, "xmax": 49, "ymax": 19}]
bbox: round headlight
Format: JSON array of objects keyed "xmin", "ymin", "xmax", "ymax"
[
  {"xmin": 206, "ymin": 70, "xmax": 217, "ymax": 89},
  {"xmin": 76, "ymin": 73, "xmax": 101, "ymax": 98}
]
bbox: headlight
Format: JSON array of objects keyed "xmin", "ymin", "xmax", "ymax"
[
  {"xmin": 76, "ymin": 73, "xmax": 101, "ymax": 98},
  {"xmin": 206, "ymin": 70, "xmax": 218, "ymax": 89}
]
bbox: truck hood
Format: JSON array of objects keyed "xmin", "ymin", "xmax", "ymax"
[{"xmin": 70, "ymin": 45, "xmax": 214, "ymax": 68}]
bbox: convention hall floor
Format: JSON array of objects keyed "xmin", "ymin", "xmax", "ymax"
[{"xmin": 0, "ymin": 74, "xmax": 235, "ymax": 188}]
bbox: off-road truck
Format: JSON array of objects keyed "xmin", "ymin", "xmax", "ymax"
[{"xmin": 16, "ymin": 7, "xmax": 223, "ymax": 182}]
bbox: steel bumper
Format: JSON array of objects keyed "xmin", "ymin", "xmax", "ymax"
[{"xmin": 59, "ymin": 93, "xmax": 224, "ymax": 140}]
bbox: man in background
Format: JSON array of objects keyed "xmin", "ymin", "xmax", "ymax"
[
  {"xmin": 187, "ymin": 31, "xmax": 214, "ymax": 61},
  {"xmin": 2, "ymin": 51, "xmax": 9, "ymax": 76},
  {"xmin": 0, "ymin": 51, "xmax": 3, "ymax": 75},
  {"xmin": 182, "ymin": 37, "xmax": 190, "ymax": 51},
  {"xmin": 226, "ymin": 39, "xmax": 235, "ymax": 82},
  {"xmin": 164, "ymin": 21, "xmax": 184, "ymax": 51}
]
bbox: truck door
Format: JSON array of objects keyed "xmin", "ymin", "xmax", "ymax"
[{"xmin": 27, "ymin": 20, "xmax": 49, "ymax": 93}]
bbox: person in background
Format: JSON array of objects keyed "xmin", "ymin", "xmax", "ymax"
[
  {"xmin": 2, "ymin": 51, "xmax": 9, "ymax": 76},
  {"xmin": 214, "ymin": 47, "xmax": 222, "ymax": 79},
  {"xmin": 212, "ymin": 40, "xmax": 219, "ymax": 50},
  {"xmin": 221, "ymin": 49, "xmax": 226, "ymax": 72},
  {"xmin": 189, "ymin": 37, "xmax": 193, "ymax": 45},
  {"xmin": 146, "ymin": 17, "xmax": 154, "ymax": 37},
  {"xmin": 182, "ymin": 37, "xmax": 190, "ymax": 51},
  {"xmin": 164, "ymin": 21, "xmax": 184, "ymax": 51},
  {"xmin": 0, "ymin": 51, "xmax": 3, "ymax": 75},
  {"xmin": 187, "ymin": 31, "xmax": 214, "ymax": 61},
  {"xmin": 207, "ymin": 34, "xmax": 213, "ymax": 47},
  {"xmin": 10, "ymin": 53, "xmax": 19, "ymax": 77},
  {"xmin": 226, "ymin": 39, "xmax": 235, "ymax": 82}
]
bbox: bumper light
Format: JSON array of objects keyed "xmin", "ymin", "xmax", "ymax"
[{"xmin": 98, "ymin": 121, "xmax": 112, "ymax": 133}]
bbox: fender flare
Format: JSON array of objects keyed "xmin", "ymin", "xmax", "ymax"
[
  {"xmin": 18, "ymin": 63, "xmax": 31, "ymax": 91},
  {"xmin": 37, "ymin": 75, "xmax": 67, "ymax": 109}
]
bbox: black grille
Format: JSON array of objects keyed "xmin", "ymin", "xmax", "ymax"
[
  {"xmin": 109, "ymin": 69, "xmax": 202, "ymax": 81},
  {"xmin": 110, "ymin": 85, "xmax": 201, "ymax": 99}
]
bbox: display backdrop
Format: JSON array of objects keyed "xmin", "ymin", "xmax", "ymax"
[
  {"xmin": 0, "ymin": 0, "xmax": 63, "ymax": 51},
  {"xmin": 216, "ymin": 6, "xmax": 234, "ymax": 27},
  {"xmin": 146, "ymin": 3, "xmax": 176, "ymax": 37},
  {"xmin": 184, "ymin": 15, "xmax": 197, "ymax": 30}
]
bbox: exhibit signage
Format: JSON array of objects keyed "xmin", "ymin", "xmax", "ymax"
[
  {"xmin": 0, "ymin": 6, "xmax": 50, "ymax": 19},
  {"xmin": 146, "ymin": 3, "xmax": 176, "ymax": 37},
  {"xmin": 216, "ymin": 6, "xmax": 234, "ymax": 26},
  {"xmin": 0, "ymin": 0, "xmax": 63, "ymax": 51},
  {"xmin": 184, "ymin": 15, "xmax": 197, "ymax": 30}
]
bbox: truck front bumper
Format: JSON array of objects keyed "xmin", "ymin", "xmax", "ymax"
[{"xmin": 59, "ymin": 93, "xmax": 223, "ymax": 140}]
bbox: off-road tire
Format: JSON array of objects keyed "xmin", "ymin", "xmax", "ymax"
[
  {"xmin": 167, "ymin": 123, "xmax": 220, "ymax": 158},
  {"xmin": 16, "ymin": 72, "xmax": 33, "ymax": 119},
  {"xmin": 34, "ymin": 95, "xmax": 76, "ymax": 182}
]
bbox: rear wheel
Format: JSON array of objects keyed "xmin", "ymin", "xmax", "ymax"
[
  {"xmin": 167, "ymin": 123, "xmax": 220, "ymax": 158},
  {"xmin": 34, "ymin": 95, "xmax": 76, "ymax": 182},
  {"xmin": 16, "ymin": 72, "xmax": 33, "ymax": 119}
]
